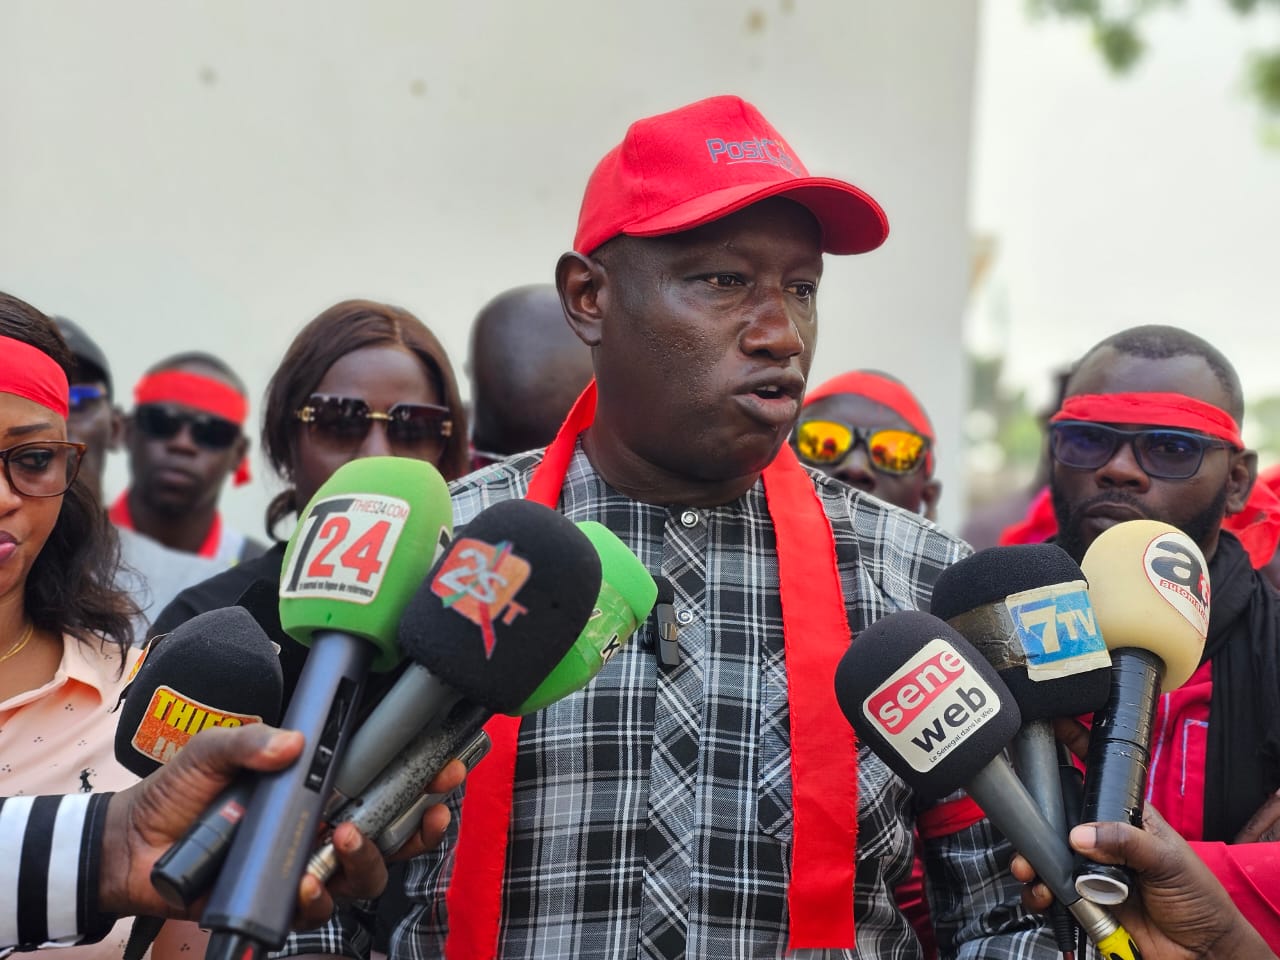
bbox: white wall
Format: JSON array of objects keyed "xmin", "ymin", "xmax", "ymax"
[{"xmin": 1, "ymin": 0, "xmax": 978, "ymax": 535}]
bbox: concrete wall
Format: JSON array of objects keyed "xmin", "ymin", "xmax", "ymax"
[{"xmin": 1, "ymin": 0, "xmax": 978, "ymax": 535}]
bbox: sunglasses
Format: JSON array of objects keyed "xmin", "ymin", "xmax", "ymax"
[
  {"xmin": 295, "ymin": 394, "xmax": 453, "ymax": 450},
  {"xmin": 133, "ymin": 404, "xmax": 241, "ymax": 450},
  {"xmin": 68, "ymin": 384, "xmax": 108, "ymax": 414},
  {"xmin": 0, "ymin": 440, "xmax": 86, "ymax": 498},
  {"xmin": 1049, "ymin": 421, "xmax": 1234, "ymax": 480},
  {"xmin": 793, "ymin": 420, "xmax": 930, "ymax": 475}
]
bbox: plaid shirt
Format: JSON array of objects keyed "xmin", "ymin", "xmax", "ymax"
[{"xmin": 283, "ymin": 444, "xmax": 1054, "ymax": 960}]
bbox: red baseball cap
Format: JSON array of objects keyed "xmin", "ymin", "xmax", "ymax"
[{"xmin": 573, "ymin": 95, "xmax": 889, "ymax": 256}]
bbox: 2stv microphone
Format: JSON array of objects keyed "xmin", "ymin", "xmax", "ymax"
[{"xmin": 144, "ymin": 457, "xmax": 656, "ymax": 959}]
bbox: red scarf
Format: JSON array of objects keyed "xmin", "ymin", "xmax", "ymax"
[{"xmin": 445, "ymin": 381, "xmax": 858, "ymax": 957}]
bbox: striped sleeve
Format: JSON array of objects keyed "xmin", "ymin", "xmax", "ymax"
[{"xmin": 0, "ymin": 792, "xmax": 117, "ymax": 956}]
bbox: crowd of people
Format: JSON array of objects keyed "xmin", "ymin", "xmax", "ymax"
[{"xmin": 1, "ymin": 94, "xmax": 1277, "ymax": 960}]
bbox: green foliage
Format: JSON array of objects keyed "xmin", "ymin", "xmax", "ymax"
[{"xmin": 1028, "ymin": 0, "xmax": 1280, "ymax": 121}]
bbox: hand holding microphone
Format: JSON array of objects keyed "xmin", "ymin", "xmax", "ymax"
[
  {"xmin": 834, "ymin": 610, "xmax": 1143, "ymax": 960},
  {"xmin": 200, "ymin": 457, "xmax": 453, "ymax": 957},
  {"xmin": 1074, "ymin": 520, "xmax": 1210, "ymax": 905}
]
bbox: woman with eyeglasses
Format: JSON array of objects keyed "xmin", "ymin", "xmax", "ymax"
[{"xmin": 0, "ymin": 291, "xmax": 203, "ymax": 957}]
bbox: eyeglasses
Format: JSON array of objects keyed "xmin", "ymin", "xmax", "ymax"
[
  {"xmin": 133, "ymin": 405, "xmax": 241, "ymax": 450},
  {"xmin": 1049, "ymin": 421, "xmax": 1234, "ymax": 480},
  {"xmin": 793, "ymin": 420, "xmax": 930, "ymax": 475},
  {"xmin": 0, "ymin": 440, "xmax": 86, "ymax": 498},
  {"xmin": 295, "ymin": 395, "xmax": 453, "ymax": 451},
  {"xmin": 68, "ymin": 384, "xmax": 108, "ymax": 414}
]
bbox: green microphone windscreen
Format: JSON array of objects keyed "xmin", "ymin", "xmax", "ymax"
[
  {"xmin": 279, "ymin": 456, "xmax": 453, "ymax": 670},
  {"xmin": 515, "ymin": 521, "xmax": 658, "ymax": 714}
]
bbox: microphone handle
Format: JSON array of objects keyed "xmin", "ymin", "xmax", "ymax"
[
  {"xmin": 965, "ymin": 756, "xmax": 1143, "ymax": 959},
  {"xmin": 201, "ymin": 631, "xmax": 373, "ymax": 949},
  {"xmin": 151, "ymin": 779, "xmax": 253, "ymax": 908},
  {"xmin": 325, "ymin": 664, "xmax": 462, "ymax": 817},
  {"xmin": 1076, "ymin": 647, "xmax": 1163, "ymax": 904},
  {"xmin": 307, "ymin": 720, "xmax": 492, "ymax": 883},
  {"xmin": 1012, "ymin": 720, "xmax": 1075, "ymax": 952}
]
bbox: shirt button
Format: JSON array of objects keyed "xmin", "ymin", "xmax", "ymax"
[
  {"xmin": 680, "ymin": 509, "xmax": 699, "ymax": 527},
  {"xmin": 676, "ymin": 609, "xmax": 694, "ymax": 625}
]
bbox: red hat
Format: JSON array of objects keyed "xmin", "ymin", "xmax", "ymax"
[{"xmin": 574, "ymin": 95, "xmax": 889, "ymax": 256}]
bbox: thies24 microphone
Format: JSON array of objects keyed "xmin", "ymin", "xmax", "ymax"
[{"xmin": 200, "ymin": 457, "xmax": 452, "ymax": 957}]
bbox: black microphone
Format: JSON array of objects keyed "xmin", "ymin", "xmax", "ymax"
[
  {"xmin": 834, "ymin": 610, "xmax": 1140, "ymax": 960},
  {"xmin": 930, "ymin": 543, "xmax": 1113, "ymax": 950},
  {"xmin": 115, "ymin": 607, "xmax": 285, "ymax": 777},
  {"xmin": 113, "ymin": 607, "xmax": 284, "ymax": 960}
]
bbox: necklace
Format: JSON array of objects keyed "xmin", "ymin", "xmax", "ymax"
[{"xmin": 0, "ymin": 621, "xmax": 34, "ymax": 664}]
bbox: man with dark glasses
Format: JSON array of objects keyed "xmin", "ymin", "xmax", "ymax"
[
  {"xmin": 792, "ymin": 369, "xmax": 942, "ymax": 521},
  {"xmin": 113, "ymin": 353, "xmax": 266, "ymax": 567},
  {"xmin": 1018, "ymin": 325, "xmax": 1280, "ymax": 944}
]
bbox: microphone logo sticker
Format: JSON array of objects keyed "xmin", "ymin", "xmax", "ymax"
[
  {"xmin": 130, "ymin": 685, "xmax": 263, "ymax": 766},
  {"xmin": 280, "ymin": 494, "xmax": 411, "ymax": 603},
  {"xmin": 1142, "ymin": 532, "xmax": 1210, "ymax": 637},
  {"xmin": 863, "ymin": 638, "xmax": 1002, "ymax": 773},
  {"xmin": 1004, "ymin": 581, "xmax": 1111, "ymax": 680},
  {"xmin": 432, "ymin": 538, "xmax": 532, "ymax": 657}
]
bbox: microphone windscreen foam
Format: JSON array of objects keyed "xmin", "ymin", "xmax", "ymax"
[
  {"xmin": 278, "ymin": 456, "xmax": 454, "ymax": 671},
  {"xmin": 115, "ymin": 606, "xmax": 284, "ymax": 777},
  {"xmin": 834, "ymin": 610, "xmax": 1021, "ymax": 800},
  {"xmin": 930, "ymin": 544, "xmax": 1112, "ymax": 719},
  {"xmin": 398, "ymin": 499, "xmax": 602, "ymax": 714},
  {"xmin": 1081, "ymin": 519, "xmax": 1209, "ymax": 692}
]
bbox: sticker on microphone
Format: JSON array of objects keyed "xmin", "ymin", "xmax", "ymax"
[
  {"xmin": 863, "ymin": 638, "xmax": 1002, "ymax": 773},
  {"xmin": 280, "ymin": 494, "xmax": 411, "ymax": 603},
  {"xmin": 431, "ymin": 538, "xmax": 532, "ymax": 657},
  {"xmin": 1142, "ymin": 532, "xmax": 1210, "ymax": 637},
  {"xmin": 1004, "ymin": 581, "xmax": 1111, "ymax": 681},
  {"xmin": 129, "ymin": 684, "xmax": 264, "ymax": 766}
]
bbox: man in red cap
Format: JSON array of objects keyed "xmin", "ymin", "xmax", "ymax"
[
  {"xmin": 289, "ymin": 96, "xmax": 1036, "ymax": 960},
  {"xmin": 793, "ymin": 369, "xmax": 942, "ymax": 520}
]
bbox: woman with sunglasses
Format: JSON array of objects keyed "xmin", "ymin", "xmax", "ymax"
[
  {"xmin": 147, "ymin": 299, "xmax": 467, "ymax": 956},
  {"xmin": 0, "ymin": 292, "xmax": 206, "ymax": 957},
  {"xmin": 792, "ymin": 369, "xmax": 942, "ymax": 520}
]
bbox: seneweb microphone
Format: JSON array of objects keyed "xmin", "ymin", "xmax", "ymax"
[
  {"xmin": 307, "ymin": 516, "xmax": 657, "ymax": 881},
  {"xmin": 835, "ymin": 610, "xmax": 1142, "ymax": 960},
  {"xmin": 931, "ymin": 543, "xmax": 1112, "ymax": 951},
  {"xmin": 200, "ymin": 457, "xmax": 452, "ymax": 957},
  {"xmin": 1073, "ymin": 519, "xmax": 1209, "ymax": 905}
]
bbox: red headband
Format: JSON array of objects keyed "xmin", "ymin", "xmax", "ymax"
[
  {"xmin": 0, "ymin": 335, "xmax": 70, "ymax": 418},
  {"xmin": 133, "ymin": 370, "xmax": 248, "ymax": 426},
  {"xmin": 134, "ymin": 370, "xmax": 251, "ymax": 486},
  {"xmin": 1051, "ymin": 392, "xmax": 1243, "ymax": 448},
  {"xmin": 804, "ymin": 371, "xmax": 934, "ymax": 439}
]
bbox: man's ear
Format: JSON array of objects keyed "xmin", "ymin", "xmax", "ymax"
[
  {"xmin": 1225, "ymin": 449, "xmax": 1258, "ymax": 516},
  {"xmin": 920, "ymin": 478, "xmax": 942, "ymax": 522},
  {"xmin": 556, "ymin": 251, "xmax": 606, "ymax": 349},
  {"xmin": 107, "ymin": 405, "xmax": 124, "ymax": 452}
]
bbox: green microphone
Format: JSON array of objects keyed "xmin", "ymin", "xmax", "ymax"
[
  {"xmin": 201, "ymin": 457, "xmax": 452, "ymax": 955},
  {"xmin": 517, "ymin": 520, "xmax": 658, "ymax": 712}
]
